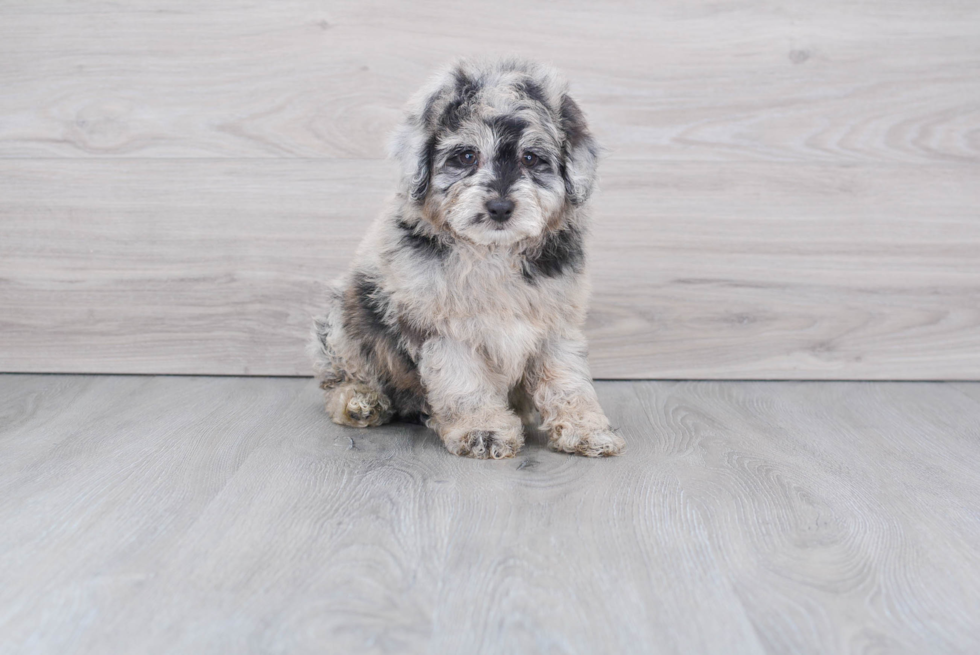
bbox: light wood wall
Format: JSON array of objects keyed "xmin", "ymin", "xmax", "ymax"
[{"xmin": 1, "ymin": 1, "xmax": 978, "ymax": 378}]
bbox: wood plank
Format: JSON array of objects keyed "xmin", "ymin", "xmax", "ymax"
[
  {"xmin": 1, "ymin": 159, "xmax": 978, "ymax": 378},
  {"xmin": 0, "ymin": 1, "xmax": 978, "ymax": 163},
  {"xmin": 2, "ymin": 375, "xmax": 979, "ymax": 653},
  {"xmin": 592, "ymin": 162, "xmax": 980, "ymax": 379},
  {"xmin": 0, "ymin": 159, "xmax": 385, "ymax": 376},
  {"xmin": 2, "ymin": 0, "xmax": 978, "ymax": 379}
]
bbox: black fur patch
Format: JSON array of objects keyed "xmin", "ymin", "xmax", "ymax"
[
  {"xmin": 526, "ymin": 163, "xmax": 556, "ymax": 188},
  {"xmin": 344, "ymin": 273, "xmax": 417, "ymax": 375},
  {"xmin": 486, "ymin": 116, "xmax": 528, "ymax": 197},
  {"xmin": 439, "ymin": 99, "xmax": 469, "ymax": 133},
  {"xmin": 346, "ymin": 274, "xmax": 400, "ymax": 351},
  {"xmin": 487, "ymin": 115, "xmax": 528, "ymax": 142},
  {"xmin": 410, "ymin": 134, "xmax": 438, "ymax": 202},
  {"xmin": 381, "ymin": 382, "xmax": 428, "ymax": 422},
  {"xmin": 491, "ymin": 143, "xmax": 521, "ymax": 197},
  {"xmin": 559, "ymin": 95, "xmax": 589, "ymax": 148},
  {"xmin": 521, "ymin": 225, "xmax": 585, "ymax": 283},
  {"xmin": 515, "ymin": 79, "xmax": 549, "ymax": 108},
  {"xmin": 454, "ymin": 68, "xmax": 481, "ymax": 101},
  {"xmin": 343, "ymin": 272, "xmax": 428, "ymax": 418},
  {"xmin": 559, "ymin": 94, "xmax": 598, "ymax": 205},
  {"xmin": 396, "ymin": 219, "xmax": 450, "ymax": 260},
  {"xmin": 420, "ymin": 93, "xmax": 439, "ymax": 128},
  {"xmin": 439, "ymin": 70, "xmax": 482, "ymax": 132},
  {"xmin": 396, "ymin": 313, "xmax": 432, "ymax": 350}
]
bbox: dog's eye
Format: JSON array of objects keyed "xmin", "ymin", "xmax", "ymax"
[
  {"xmin": 455, "ymin": 150, "xmax": 477, "ymax": 166},
  {"xmin": 522, "ymin": 152, "xmax": 540, "ymax": 167}
]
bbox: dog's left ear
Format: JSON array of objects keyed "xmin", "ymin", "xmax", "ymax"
[{"xmin": 559, "ymin": 94, "xmax": 599, "ymax": 205}]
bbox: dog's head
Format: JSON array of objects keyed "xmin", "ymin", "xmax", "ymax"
[{"xmin": 391, "ymin": 59, "xmax": 599, "ymax": 246}]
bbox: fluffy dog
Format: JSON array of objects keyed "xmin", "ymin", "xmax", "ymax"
[{"xmin": 309, "ymin": 58, "xmax": 624, "ymax": 459}]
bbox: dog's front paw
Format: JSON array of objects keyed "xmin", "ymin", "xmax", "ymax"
[
  {"xmin": 443, "ymin": 426, "xmax": 523, "ymax": 460},
  {"xmin": 550, "ymin": 426, "xmax": 625, "ymax": 457}
]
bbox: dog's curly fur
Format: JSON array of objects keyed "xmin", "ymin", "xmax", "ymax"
[{"xmin": 309, "ymin": 58, "xmax": 624, "ymax": 459}]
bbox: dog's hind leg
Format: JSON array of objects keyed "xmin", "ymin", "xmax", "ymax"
[
  {"xmin": 309, "ymin": 288, "xmax": 394, "ymax": 428},
  {"xmin": 325, "ymin": 382, "xmax": 394, "ymax": 428}
]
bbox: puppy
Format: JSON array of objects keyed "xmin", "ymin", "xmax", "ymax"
[{"xmin": 309, "ymin": 58, "xmax": 624, "ymax": 459}]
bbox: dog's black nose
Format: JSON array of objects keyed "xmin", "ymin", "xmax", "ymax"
[{"xmin": 486, "ymin": 198, "xmax": 515, "ymax": 222}]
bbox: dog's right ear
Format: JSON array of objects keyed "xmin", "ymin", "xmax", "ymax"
[
  {"xmin": 391, "ymin": 118, "xmax": 432, "ymax": 203},
  {"xmin": 391, "ymin": 61, "xmax": 476, "ymax": 204},
  {"xmin": 390, "ymin": 85, "xmax": 445, "ymax": 204}
]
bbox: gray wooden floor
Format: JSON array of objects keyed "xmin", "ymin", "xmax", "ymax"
[{"xmin": 1, "ymin": 375, "xmax": 979, "ymax": 654}]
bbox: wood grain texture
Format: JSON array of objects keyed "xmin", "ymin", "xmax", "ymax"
[
  {"xmin": 2, "ymin": 374, "xmax": 979, "ymax": 654},
  {"xmin": 1, "ymin": 0, "xmax": 979, "ymax": 378},
  {"xmin": 1, "ymin": 159, "xmax": 978, "ymax": 378},
  {"xmin": 0, "ymin": 1, "xmax": 978, "ymax": 163}
]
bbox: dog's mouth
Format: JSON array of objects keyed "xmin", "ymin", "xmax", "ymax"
[{"xmin": 471, "ymin": 213, "xmax": 511, "ymax": 231}]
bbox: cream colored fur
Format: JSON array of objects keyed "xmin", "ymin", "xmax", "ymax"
[{"xmin": 309, "ymin": 58, "xmax": 625, "ymax": 459}]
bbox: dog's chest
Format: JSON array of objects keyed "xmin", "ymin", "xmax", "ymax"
[{"xmin": 432, "ymin": 251, "xmax": 563, "ymax": 375}]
